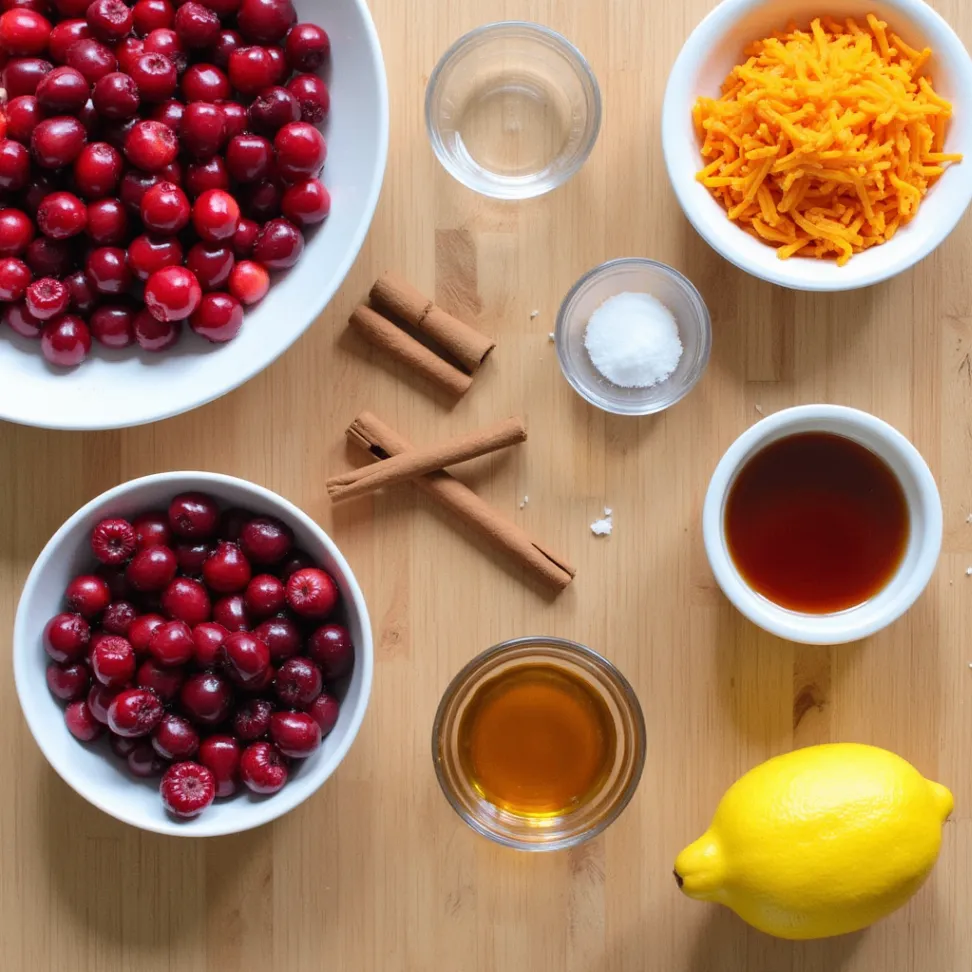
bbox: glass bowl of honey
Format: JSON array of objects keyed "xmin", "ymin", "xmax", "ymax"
[{"xmin": 432, "ymin": 637, "xmax": 645, "ymax": 851}]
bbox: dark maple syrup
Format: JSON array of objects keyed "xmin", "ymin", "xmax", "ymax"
[
  {"xmin": 457, "ymin": 664, "xmax": 616, "ymax": 817},
  {"xmin": 724, "ymin": 431, "xmax": 909, "ymax": 613}
]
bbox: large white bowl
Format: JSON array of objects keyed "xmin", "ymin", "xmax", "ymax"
[
  {"xmin": 13, "ymin": 472, "xmax": 374, "ymax": 836},
  {"xmin": 0, "ymin": 0, "xmax": 389, "ymax": 430},
  {"xmin": 663, "ymin": 0, "xmax": 972, "ymax": 291}
]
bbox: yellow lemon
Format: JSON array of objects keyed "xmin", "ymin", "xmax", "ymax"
[{"xmin": 674, "ymin": 744, "xmax": 953, "ymax": 940}]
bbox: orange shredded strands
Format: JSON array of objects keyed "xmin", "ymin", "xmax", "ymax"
[{"xmin": 693, "ymin": 15, "xmax": 963, "ymax": 265}]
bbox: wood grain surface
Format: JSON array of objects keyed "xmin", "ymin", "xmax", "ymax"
[{"xmin": 2, "ymin": 1, "xmax": 971, "ymax": 969}]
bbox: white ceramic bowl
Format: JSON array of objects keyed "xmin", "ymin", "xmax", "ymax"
[
  {"xmin": 662, "ymin": 0, "xmax": 972, "ymax": 291},
  {"xmin": 13, "ymin": 472, "xmax": 374, "ymax": 836},
  {"xmin": 0, "ymin": 0, "xmax": 389, "ymax": 430},
  {"xmin": 702, "ymin": 405, "xmax": 942, "ymax": 644}
]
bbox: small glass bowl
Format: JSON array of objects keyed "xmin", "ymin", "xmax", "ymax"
[
  {"xmin": 425, "ymin": 22, "xmax": 601, "ymax": 199},
  {"xmin": 432, "ymin": 637, "xmax": 646, "ymax": 852},
  {"xmin": 556, "ymin": 258, "xmax": 712, "ymax": 416}
]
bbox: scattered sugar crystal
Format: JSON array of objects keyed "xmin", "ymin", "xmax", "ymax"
[
  {"xmin": 548, "ymin": 332, "xmax": 555, "ymax": 342},
  {"xmin": 590, "ymin": 507, "xmax": 613, "ymax": 536},
  {"xmin": 530, "ymin": 310, "xmax": 539, "ymax": 319}
]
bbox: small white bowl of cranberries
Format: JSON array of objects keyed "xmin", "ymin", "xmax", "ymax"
[
  {"xmin": 0, "ymin": 0, "xmax": 387, "ymax": 429},
  {"xmin": 13, "ymin": 470, "xmax": 373, "ymax": 835}
]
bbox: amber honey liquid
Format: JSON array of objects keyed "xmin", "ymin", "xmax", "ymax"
[{"xmin": 456, "ymin": 663, "xmax": 616, "ymax": 817}]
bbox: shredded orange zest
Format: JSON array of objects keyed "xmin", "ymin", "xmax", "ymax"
[{"xmin": 693, "ymin": 15, "xmax": 962, "ymax": 265}]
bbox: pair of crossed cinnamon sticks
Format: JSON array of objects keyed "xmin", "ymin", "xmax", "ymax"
[{"xmin": 326, "ymin": 413, "xmax": 575, "ymax": 591}]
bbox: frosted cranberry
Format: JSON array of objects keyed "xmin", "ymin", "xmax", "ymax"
[
  {"xmin": 91, "ymin": 70, "xmax": 138, "ymax": 118},
  {"xmin": 0, "ymin": 138, "xmax": 29, "ymax": 188},
  {"xmin": 239, "ymin": 740, "xmax": 287, "ymax": 793},
  {"xmin": 253, "ymin": 217, "xmax": 302, "ymax": 269},
  {"xmin": 203, "ymin": 540, "xmax": 251, "ymax": 593},
  {"xmin": 307, "ymin": 691, "xmax": 339, "ymax": 736},
  {"xmin": 180, "ymin": 100, "xmax": 224, "ymax": 159},
  {"xmin": 149, "ymin": 618, "xmax": 194, "ymax": 665},
  {"xmin": 269, "ymin": 710, "xmax": 320, "ymax": 758},
  {"xmin": 48, "ymin": 19, "xmax": 88, "ymax": 63},
  {"xmin": 87, "ymin": 245, "xmax": 130, "ymax": 293},
  {"xmin": 152, "ymin": 713, "xmax": 199, "ymax": 760},
  {"xmin": 161, "ymin": 761, "xmax": 215, "ymax": 816},
  {"xmin": 133, "ymin": 308, "xmax": 180, "ymax": 349},
  {"xmin": 233, "ymin": 697, "xmax": 271, "ymax": 740},
  {"xmin": 212, "ymin": 593, "xmax": 248, "ymax": 631},
  {"xmin": 306, "ymin": 623, "xmax": 354, "ymax": 680},
  {"xmin": 85, "ymin": 196, "xmax": 127, "ymax": 244},
  {"xmin": 65, "ymin": 37, "xmax": 115, "ymax": 83},
  {"xmin": 242, "ymin": 574, "xmax": 284, "ymax": 618},
  {"xmin": 180, "ymin": 61, "xmax": 228, "ymax": 101},
  {"xmin": 3, "ymin": 56, "xmax": 52, "ymax": 96},
  {"xmin": 140, "ymin": 179, "xmax": 188, "ymax": 233},
  {"xmin": 274, "ymin": 121, "xmax": 325, "ymax": 179},
  {"xmin": 286, "ymin": 72, "xmax": 328, "ymax": 124},
  {"xmin": 25, "ymin": 275, "xmax": 66, "ymax": 318},
  {"xmin": 226, "ymin": 44, "xmax": 272, "ymax": 94},
  {"xmin": 174, "ymin": 539, "xmax": 213, "ymax": 575},
  {"xmin": 127, "ymin": 233, "xmax": 181, "ymax": 280},
  {"xmin": 191, "ymin": 187, "xmax": 238, "ymax": 242},
  {"xmin": 223, "ymin": 629, "xmax": 269, "ymax": 685},
  {"xmin": 127, "ymin": 741, "xmax": 165, "ymax": 775},
  {"xmin": 231, "ymin": 217, "xmax": 257, "ymax": 257},
  {"xmin": 161, "ymin": 577, "xmax": 211, "ymax": 626},
  {"xmin": 37, "ymin": 190, "xmax": 86, "ymax": 238},
  {"xmin": 144, "ymin": 264, "xmax": 200, "ymax": 320},
  {"xmin": 35, "ymin": 65, "xmax": 89, "ymax": 113},
  {"xmin": 125, "ymin": 118, "xmax": 177, "ymax": 169},
  {"xmin": 285, "ymin": 22, "xmax": 328, "ymax": 72},
  {"xmin": 114, "ymin": 33, "xmax": 143, "ymax": 74},
  {"xmin": 73, "ymin": 140, "xmax": 122, "ymax": 198},
  {"xmin": 207, "ymin": 26, "xmax": 239, "ymax": 67},
  {"xmin": 65, "ymin": 573, "xmax": 110, "ymax": 617},
  {"xmin": 133, "ymin": 511, "xmax": 170, "ymax": 549},
  {"xmin": 224, "ymin": 132, "xmax": 271, "ymax": 183},
  {"xmin": 150, "ymin": 96, "xmax": 183, "ymax": 132},
  {"xmin": 191, "ymin": 619, "xmax": 226, "ymax": 666},
  {"xmin": 91, "ymin": 634, "xmax": 135, "ymax": 688},
  {"xmin": 0, "ymin": 207, "xmax": 32, "ymax": 255},
  {"xmin": 0, "ymin": 8, "xmax": 50, "ymax": 55},
  {"xmin": 132, "ymin": 0, "xmax": 172, "ymax": 33},
  {"xmin": 0, "ymin": 257, "xmax": 31, "ymax": 300},
  {"xmin": 275, "ymin": 656, "xmax": 321, "ymax": 708},
  {"xmin": 216, "ymin": 98, "xmax": 246, "ymax": 138},
  {"xmin": 65, "ymin": 699, "xmax": 102, "ymax": 741},
  {"xmin": 180, "ymin": 670, "xmax": 232, "ymax": 724},
  {"xmin": 174, "ymin": 1, "xmax": 217, "ymax": 47},
  {"xmin": 237, "ymin": 0, "xmax": 293, "ymax": 44},
  {"xmin": 45, "ymin": 611, "xmax": 90, "ymax": 662},
  {"xmin": 102, "ymin": 599, "xmax": 137, "ymax": 634},
  {"xmin": 281, "ymin": 177, "xmax": 329, "ymax": 227},
  {"xmin": 89, "ymin": 303, "xmax": 134, "ymax": 346},
  {"xmin": 86, "ymin": 0, "xmax": 132, "ymax": 43},
  {"xmin": 46, "ymin": 660, "xmax": 90, "ymax": 700},
  {"xmin": 249, "ymin": 619, "xmax": 296, "ymax": 664},
  {"xmin": 129, "ymin": 612, "xmax": 164, "ymax": 653},
  {"xmin": 26, "ymin": 234, "xmax": 73, "ymax": 274},
  {"xmin": 241, "ymin": 177, "xmax": 280, "ymax": 220},
  {"xmin": 127, "ymin": 544, "xmax": 177, "ymax": 591},
  {"xmin": 188, "ymin": 289, "xmax": 241, "ymax": 341},
  {"xmin": 248, "ymin": 84, "xmax": 298, "ymax": 134},
  {"xmin": 186, "ymin": 242, "xmax": 232, "ymax": 290},
  {"xmin": 41, "ymin": 313, "xmax": 90, "ymax": 365},
  {"xmin": 5, "ymin": 94, "xmax": 40, "ymax": 142},
  {"xmin": 31, "ymin": 115, "xmax": 86, "ymax": 167},
  {"xmin": 135, "ymin": 657, "xmax": 183, "ymax": 701},
  {"xmin": 86, "ymin": 682, "xmax": 115, "ymax": 723},
  {"xmin": 237, "ymin": 517, "xmax": 291, "ymax": 565},
  {"xmin": 286, "ymin": 567, "xmax": 338, "ymax": 619},
  {"xmin": 184, "ymin": 157, "xmax": 226, "ymax": 200},
  {"xmin": 197, "ymin": 735, "xmax": 239, "ymax": 797},
  {"xmin": 108, "ymin": 686, "xmax": 163, "ymax": 737}
]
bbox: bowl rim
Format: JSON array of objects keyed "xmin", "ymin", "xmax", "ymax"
[
  {"xmin": 702, "ymin": 405, "xmax": 943, "ymax": 644},
  {"xmin": 661, "ymin": 0, "xmax": 972, "ymax": 291},
  {"xmin": 1, "ymin": 0, "xmax": 390, "ymax": 432},
  {"xmin": 13, "ymin": 470, "xmax": 375, "ymax": 837}
]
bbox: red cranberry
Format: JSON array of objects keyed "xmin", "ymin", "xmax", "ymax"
[
  {"xmin": 218, "ymin": 506, "xmax": 251, "ymax": 541},
  {"xmin": 275, "ymin": 655, "xmax": 321, "ymax": 708},
  {"xmin": 65, "ymin": 37, "xmax": 115, "ymax": 82},
  {"xmin": 65, "ymin": 699, "xmax": 102, "ymax": 740},
  {"xmin": 191, "ymin": 619, "xmax": 226, "ymax": 666},
  {"xmin": 144, "ymin": 264, "xmax": 200, "ymax": 320},
  {"xmin": 197, "ymin": 735, "xmax": 240, "ymax": 797},
  {"xmin": 152, "ymin": 712, "xmax": 199, "ymax": 760},
  {"xmin": 231, "ymin": 217, "xmax": 257, "ymax": 257},
  {"xmin": 168, "ymin": 491, "xmax": 218, "ymax": 538},
  {"xmin": 133, "ymin": 308, "xmax": 180, "ymax": 349},
  {"xmin": 253, "ymin": 615, "xmax": 299, "ymax": 661},
  {"xmin": 109, "ymin": 731, "xmax": 139, "ymax": 758},
  {"xmin": 276, "ymin": 547, "xmax": 312, "ymax": 580},
  {"xmin": 281, "ymin": 178, "xmax": 329, "ymax": 227},
  {"xmin": 114, "ymin": 33, "xmax": 144, "ymax": 74},
  {"xmin": 307, "ymin": 624, "xmax": 355, "ymax": 680},
  {"xmin": 269, "ymin": 710, "xmax": 320, "ymax": 758},
  {"xmin": 180, "ymin": 100, "xmax": 224, "ymax": 159},
  {"xmin": 35, "ymin": 65, "xmax": 89, "ymax": 113},
  {"xmin": 247, "ymin": 84, "xmax": 298, "ymax": 134},
  {"xmin": 179, "ymin": 670, "xmax": 232, "ymax": 724},
  {"xmin": 73, "ymin": 140, "xmax": 122, "ymax": 198},
  {"xmin": 132, "ymin": 0, "xmax": 173, "ymax": 34},
  {"xmin": 203, "ymin": 539, "xmax": 251, "ymax": 593},
  {"xmin": 216, "ymin": 98, "xmax": 246, "ymax": 138},
  {"xmin": 90, "ymin": 516, "xmax": 136, "ymax": 564},
  {"xmin": 140, "ymin": 179, "xmax": 188, "ymax": 233},
  {"xmin": 64, "ymin": 573, "xmax": 111, "ymax": 617},
  {"xmin": 161, "ymin": 761, "xmax": 215, "ymax": 817},
  {"xmin": 242, "ymin": 573, "xmax": 284, "ymax": 618},
  {"xmin": 102, "ymin": 599, "xmax": 137, "ymax": 634},
  {"xmin": 273, "ymin": 121, "xmax": 325, "ymax": 179},
  {"xmin": 285, "ymin": 23, "xmax": 328, "ymax": 72},
  {"xmin": 127, "ymin": 232, "xmax": 181, "ymax": 280},
  {"xmin": 108, "ymin": 686, "xmax": 163, "ymax": 737},
  {"xmin": 224, "ymin": 132, "xmax": 271, "ymax": 184},
  {"xmin": 226, "ymin": 44, "xmax": 273, "ymax": 94},
  {"xmin": 174, "ymin": 539, "xmax": 213, "ymax": 575},
  {"xmin": 97, "ymin": 562, "xmax": 130, "ymax": 599},
  {"xmin": 91, "ymin": 633, "xmax": 135, "ymax": 688},
  {"xmin": 48, "ymin": 19, "xmax": 89, "ymax": 63},
  {"xmin": 237, "ymin": 0, "xmax": 294, "ymax": 44},
  {"xmin": 212, "ymin": 593, "xmax": 248, "ymax": 631},
  {"xmin": 223, "ymin": 629, "xmax": 269, "ymax": 685},
  {"xmin": 127, "ymin": 741, "xmax": 166, "ymax": 776},
  {"xmin": 5, "ymin": 94, "xmax": 41, "ymax": 142},
  {"xmin": 198, "ymin": 0, "xmax": 240, "ymax": 19},
  {"xmin": 86, "ymin": 681, "xmax": 115, "ymax": 723},
  {"xmin": 189, "ymin": 187, "xmax": 237, "ymax": 243},
  {"xmin": 44, "ymin": 612, "xmax": 90, "ymax": 662},
  {"xmin": 150, "ymin": 96, "xmax": 182, "ymax": 132},
  {"xmin": 233, "ymin": 696, "xmax": 272, "ymax": 740},
  {"xmin": 89, "ymin": 302, "xmax": 134, "ymax": 346},
  {"xmin": 101, "ymin": 113, "xmax": 135, "ymax": 148},
  {"xmin": 238, "ymin": 516, "xmax": 292, "ymax": 565},
  {"xmin": 31, "ymin": 115, "xmax": 86, "ymax": 168},
  {"xmin": 127, "ymin": 543, "xmax": 178, "ymax": 591},
  {"xmin": 86, "ymin": 245, "xmax": 130, "ymax": 293},
  {"xmin": 4, "ymin": 301, "xmax": 41, "ymax": 337},
  {"xmin": 86, "ymin": 0, "xmax": 132, "ymax": 42},
  {"xmin": 263, "ymin": 43, "xmax": 285, "ymax": 82},
  {"xmin": 142, "ymin": 25, "xmax": 184, "ymax": 69},
  {"xmin": 173, "ymin": 1, "xmax": 217, "ymax": 48},
  {"xmin": 186, "ymin": 241, "xmax": 232, "ymax": 291},
  {"xmin": 307, "ymin": 691, "xmax": 339, "ymax": 736},
  {"xmin": 40, "ymin": 310, "xmax": 88, "ymax": 363},
  {"xmin": 85, "ymin": 196, "xmax": 127, "ymax": 243},
  {"xmin": 0, "ymin": 207, "xmax": 32, "ymax": 255},
  {"xmin": 36, "ymin": 190, "xmax": 87, "ymax": 237},
  {"xmin": 180, "ymin": 61, "xmax": 228, "ymax": 101},
  {"xmin": 161, "ymin": 577, "xmax": 211, "ymax": 626},
  {"xmin": 25, "ymin": 274, "xmax": 67, "ymax": 318},
  {"xmin": 184, "ymin": 154, "xmax": 227, "ymax": 197},
  {"xmin": 286, "ymin": 567, "xmax": 338, "ymax": 619},
  {"xmin": 0, "ymin": 138, "xmax": 29, "ymax": 188},
  {"xmin": 252, "ymin": 216, "xmax": 302, "ymax": 269},
  {"xmin": 46, "ymin": 660, "xmax": 91, "ymax": 700},
  {"xmin": 136, "ymin": 656, "xmax": 183, "ymax": 700},
  {"xmin": 148, "ymin": 618, "xmax": 194, "ymax": 665},
  {"xmin": 133, "ymin": 511, "xmax": 171, "ymax": 549},
  {"xmin": 64, "ymin": 269, "xmax": 95, "ymax": 314},
  {"xmin": 0, "ymin": 8, "xmax": 51, "ymax": 56},
  {"xmin": 3, "ymin": 56, "xmax": 52, "ymax": 96},
  {"xmin": 0, "ymin": 257, "xmax": 32, "ymax": 300},
  {"xmin": 207, "ymin": 26, "xmax": 240, "ymax": 67},
  {"xmin": 226, "ymin": 259, "xmax": 266, "ymax": 307},
  {"xmin": 129, "ymin": 612, "xmax": 164, "ymax": 653},
  {"xmin": 91, "ymin": 70, "xmax": 138, "ymax": 118},
  {"xmin": 26, "ymin": 234, "xmax": 73, "ymax": 274},
  {"xmin": 239, "ymin": 740, "xmax": 287, "ymax": 793},
  {"xmin": 241, "ymin": 177, "xmax": 280, "ymax": 220},
  {"xmin": 125, "ymin": 118, "xmax": 177, "ymax": 170},
  {"xmin": 189, "ymin": 289, "xmax": 241, "ymax": 342}
]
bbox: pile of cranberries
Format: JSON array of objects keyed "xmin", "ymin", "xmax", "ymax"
[
  {"xmin": 0, "ymin": 0, "xmax": 331, "ymax": 367},
  {"xmin": 44, "ymin": 490, "xmax": 354, "ymax": 820}
]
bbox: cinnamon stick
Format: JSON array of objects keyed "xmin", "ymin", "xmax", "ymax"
[
  {"xmin": 328, "ymin": 416, "xmax": 527, "ymax": 503},
  {"xmin": 346, "ymin": 412, "xmax": 575, "ymax": 591},
  {"xmin": 370, "ymin": 271, "xmax": 496, "ymax": 374},
  {"xmin": 348, "ymin": 304, "xmax": 472, "ymax": 397}
]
